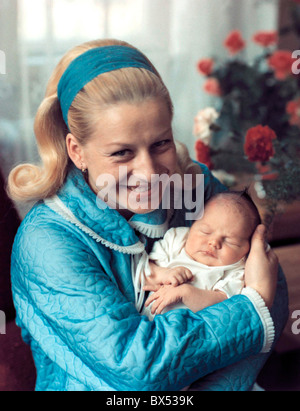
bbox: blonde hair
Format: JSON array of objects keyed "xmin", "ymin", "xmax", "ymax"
[{"xmin": 7, "ymin": 39, "xmax": 174, "ymax": 202}]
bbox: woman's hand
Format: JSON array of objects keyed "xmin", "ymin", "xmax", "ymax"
[{"xmin": 244, "ymin": 224, "xmax": 278, "ymax": 309}]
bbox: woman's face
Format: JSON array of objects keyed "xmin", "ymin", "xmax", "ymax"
[{"xmin": 70, "ymin": 98, "xmax": 177, "ymax": 218}]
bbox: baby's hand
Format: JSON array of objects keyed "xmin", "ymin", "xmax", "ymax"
[
  {"xmin": 143, "ymin": 266, "xmax": 193, "ymax": 291},
  {"xmin": 145, "ymin": 284, "xmax": 186, "ymax": 315},
  {"xmin": 162, "ymin": 266, "xmax": 194, "ymax": 286}
]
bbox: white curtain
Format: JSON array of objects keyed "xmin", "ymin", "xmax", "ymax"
[{"xmin": 0, "ymin": 0, "xmax": 279, "ymax": 181}]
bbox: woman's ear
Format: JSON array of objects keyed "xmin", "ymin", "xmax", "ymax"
[{"xmin": 66, "ymin": 133, "xmax": 86, "ymax": 170}]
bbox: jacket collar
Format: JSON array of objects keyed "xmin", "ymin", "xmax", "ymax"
[{"xmin": 44, "ymin": 165, "xmax": 171, "ymax": 253}]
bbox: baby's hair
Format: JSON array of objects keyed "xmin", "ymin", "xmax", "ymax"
[{"xmin": 206, "ymin": 188, "xmax": 261, "ymax": 237}]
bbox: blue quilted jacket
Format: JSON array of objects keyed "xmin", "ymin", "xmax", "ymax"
[{"xmin": 11, "ymin": 164, "xmax": 288, "ymax": 391}]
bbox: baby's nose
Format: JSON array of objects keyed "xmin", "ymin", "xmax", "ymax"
[{"xmin": 209, "ymin": 238, "xmax": 221, "ymax": 249}]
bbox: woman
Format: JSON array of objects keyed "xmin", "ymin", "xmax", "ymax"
[{"xmin": 8, "ymin": 39, "xmax": 288, "ymax": 391}]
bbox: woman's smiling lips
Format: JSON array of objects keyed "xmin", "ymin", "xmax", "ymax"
[
  {"xmin": 128, "ymin": 185, "xmax": 153, "ymax": 202},
  {"xmin": 115, "ymin": 181, "xmax": 162, "ymax": 209},
  {"xmin": 126, "ymin": 180, "xmax": 161, "ymax": 198},
  {"xmin": 128, "ymin": 184, "xmax": 151, "ymax": 193}
]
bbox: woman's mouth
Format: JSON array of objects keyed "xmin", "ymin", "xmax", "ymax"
[
  {"xmin": 115, "ymin": 177, "xmax": 167, "ymax": 211},
  {"xmin": 128, "ymin": 180, "xmax": 161, "ymax": 197},
  {"xmin": 128, "ymin": 184, "xmax": 151, "ymax": 193},
  {"xmin": 117, "ymin": 181, "xmax": 162, "ymax": 210}
]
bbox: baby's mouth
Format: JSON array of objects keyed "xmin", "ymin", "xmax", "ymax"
[{"xmin": 202, "ymin": 250, "xmax": 217, "ymax": 258}]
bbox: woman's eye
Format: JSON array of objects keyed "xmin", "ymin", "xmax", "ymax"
[
  {"xmin": 152, "ymin": 139, "xmax": 171, "ymax": 150},
  {"xmin": 111, "ymin": 149, "xmax": 131, "ymax": 157}
]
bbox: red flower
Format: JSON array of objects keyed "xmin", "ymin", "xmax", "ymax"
[
  {"xmin": 261, "ymin": 172, "xmax": 279, "ymax": 181},
  {"xmin": 197, "ymin": 58, "xmax": 214, "ymax": 76},
  {"xmin": 255, "ymin": 163, "xmax": 278, "ymax": 181},
  {"xmin": 244, "ymin": 125, "xmax": 277, "ymax": 162},
  {"xmin": 268, "ymin": 50, "xmax": 294, "ymax": 80},
  {"xmin": 195, "ymin": 140, "xmax": 213, "ymax": 169},
  {"xmin": 255, "ymin": 163, "xmax": 272, "ymax": 174},
  {"xmin": 223, "ymin": 30, "xmax": 246, "ymax": 55},
  {"xmin": 286, "ymin": 98, "xmax": 300, "ymax": 127},
  {"xmin": 203, "ymin": 78, "xmax": 222, "ymax": 96},
  {"xmin": 252, "ymin": 30, "xmax": 278, "ymax": 47}
]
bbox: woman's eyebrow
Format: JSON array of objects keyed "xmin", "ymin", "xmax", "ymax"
[
  {"xmin": 104, "ymin": 129, "xmax": 173, "ymax": 149},
  {"xmin": 107, "ymin": 142, "xmax": 133, "ymax": 148}
]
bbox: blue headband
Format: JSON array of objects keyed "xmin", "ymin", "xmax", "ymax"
[{"xmin": 57, "ymin": 45, "xmax": 157, "ymax": 128}]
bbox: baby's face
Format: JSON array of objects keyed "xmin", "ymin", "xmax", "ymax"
[{"xmin": 185, "ymin": 199, "xmax": 252, "ymax": 266}]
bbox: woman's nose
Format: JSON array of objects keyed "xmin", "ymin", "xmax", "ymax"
[{"xmin": 132, "ymin": 151, "xmax": 160, "ymax": 182}]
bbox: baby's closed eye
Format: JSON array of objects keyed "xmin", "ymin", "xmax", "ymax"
[{"xmin": 225, "ymin": 238, "xmax": 241, "ymax": 247}]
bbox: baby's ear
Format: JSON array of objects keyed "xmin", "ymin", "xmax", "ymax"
[{"xmin": 174, "ymin": 140, "xmax": 202, "ymax": 189}]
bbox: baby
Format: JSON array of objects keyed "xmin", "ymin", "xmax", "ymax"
[{"xmin": 132, "ymin": 189, "xmax": 262, "ymax": 320}]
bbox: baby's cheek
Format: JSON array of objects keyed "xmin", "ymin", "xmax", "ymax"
[
  {"xmin": 242, "ymin": 242, "xmax": 251, "ymax": 256},
  {"xmin": 186, "ymin": 235, "xmax": 201, "ymax": 254},
  {"xmin": 220, "ymin": 246, "xmax": 243, "ymax": 265}
]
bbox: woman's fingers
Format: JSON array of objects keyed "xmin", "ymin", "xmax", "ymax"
[
  {"xmin": 144, "ymin": 289, "xmax": 160, "ymax": 307},
  {"xmin": 151, "ymin": 297, "xmax": 164, "ymax": 314},
  {"xmin": 145, "ymin": 291, "xmax": 162, "ymax": 313},
  {"xmin": 249, "ymin": 224, "xmax": 266, "ymax": 253},
  {"xmin": 244, "ymin": 224, "xmax": 278, "ymax": 309}
]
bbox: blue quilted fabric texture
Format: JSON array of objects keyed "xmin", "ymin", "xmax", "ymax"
[{"xmin": 11, "ymin": 164, "xmax": 289, "ymax": 391}]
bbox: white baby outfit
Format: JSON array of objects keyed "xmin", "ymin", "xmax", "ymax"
[{"xmin": 132, "ymin": 227, "xmax": 246, "ymax": 320}]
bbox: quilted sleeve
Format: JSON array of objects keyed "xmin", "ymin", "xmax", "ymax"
[
  {"xmin": 189, "ymin": 265, "xmax": 289, "ymax": 391},
  {"xmin": 11, "ymin": 219, "xmax": 272, "ymax": 391}
]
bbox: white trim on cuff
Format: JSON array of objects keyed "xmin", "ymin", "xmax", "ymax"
[{"xmin": 241, "ymin": 287, "xmax": 275, "ymax": 353}]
